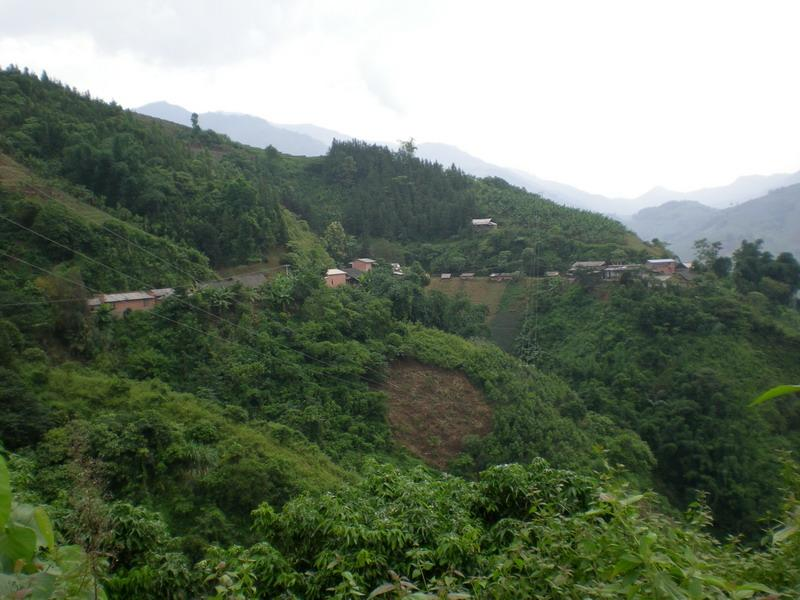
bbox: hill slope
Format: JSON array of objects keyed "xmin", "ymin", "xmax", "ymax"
[{"xmin": 628, "ymin": 184, "xmax": 800, "ymax": 258}]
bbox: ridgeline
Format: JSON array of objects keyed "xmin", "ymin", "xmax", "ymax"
[{"xmin": 1, "ymin": 66, "xmax": 800, "ymax": 598}]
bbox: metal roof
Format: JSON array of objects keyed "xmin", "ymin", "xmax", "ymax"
[
  {"xmin": 326, "ymin": 268, "xmax": 348, "ymax": 276},
  {"xmin": 102, "ymin": 291, "xmax": 153, "ymax": 303},
  {"xmin": 647, "ymin": 259, "xmax": 677, "ymax": 264},
  {"xmin": 571, "ymin": 261, "xmax": 606, "ymax": 268},
  {"xmin": 150, "ymin": 288, "xmax": 174, "ymax": 298},
  {"xmin": 353, "ymin": 258, "xmax": 376, "ymax": 263},
  {"xmin": 471, "ymin": 218, "xmax": 496, "ymax": 225}
]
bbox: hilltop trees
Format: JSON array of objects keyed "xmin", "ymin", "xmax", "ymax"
[
  {"xmin": 692, "ymin": 238, "xmax": 732, "ymax": 277},
  {"xmin": 0, "ymin": 67, "xmax": 287, "ymax": 266},
  {"xmin": 733, "ymin": 239, "xmax": 800, "ymax": 303}
]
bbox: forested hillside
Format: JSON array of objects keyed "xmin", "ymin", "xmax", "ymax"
[
  {"xmin": 2, "ymin": 66, "xmax": 800, "ymax": 598},
  {"xmin": 515, "ymin": 269, "xmax": 800, "ymax": 537}
]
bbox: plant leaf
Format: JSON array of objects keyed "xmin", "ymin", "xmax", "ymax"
[{"xmin": 750, "ymin": 385, "xmax": 800, "ymax": 407}]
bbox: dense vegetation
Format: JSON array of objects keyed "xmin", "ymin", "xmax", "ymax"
[
  {"xmin": 0, "ymin": 67, "xmax": 286, "ymax": 266},
  {"xmin": 516, "ymin": 267, "xmax": 800, "ymax": 537},
  {"xmin": 284, "ymin": 139, "xmax": 658, "ymax": 275},
  {"xmin": 1, "ymin": 66, "xmax": 800, "ymax": 598}
]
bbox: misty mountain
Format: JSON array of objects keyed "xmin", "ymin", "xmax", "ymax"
[
  {"xmin": 136, "ymin": 101, "xmax": 329, "ymax": 156},
  {"xmin": 134, "ymin": 102, "xmax": 617, "ymax": 210},
  {"xmin": 414, "ymin": 143, "xmax": 622, "ymax": 212},
  {"xmin": 135, "ymin": 101, "xmax": 800, "ymax": 220},
  {"xmin": 635, "ymin": 171, "xmax": 800, "ymax": 209},
  {"xmin": 627, "ymin": 184, "xmax": 800, "ymax": 259}
]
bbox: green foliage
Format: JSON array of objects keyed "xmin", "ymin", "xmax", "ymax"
[
  {"xmin": 516, "ymin": 278, "xmax": 800, "ymax": 537},
  {"xmin": 193, "ymin": 460, "xmax": 800, "ymax": 598},
  {"xmin": 0, "ymin": 67, "xmax": 286, "ymax": 266},
  {"xmin": 751, "ymin": 385, "xmax": 800, "ymax": 407},
  {"xmin": 0, "ymin": 456, "xmax": 103, "ymax": 598},
  {"xmin": 733, "ymin": 239, "xmax": 800, "ymax": 304}
]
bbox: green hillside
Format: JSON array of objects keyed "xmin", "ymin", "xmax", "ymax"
[{"xmin": 2, "ymin": 66, "xmax": 800, "ymax": 598}]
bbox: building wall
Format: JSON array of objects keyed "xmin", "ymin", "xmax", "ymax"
[
  {"xmin": 325, "ymin": 273, "xmax": 348, "ymax": 288},
  {"xmin": 351, "ymin": 260, "xmax": 373, "ymax": 272},
  {"xmin": 649, "ymin": 262, "xmax": 676, "ymax": 275},
  {"xmin": 110, "ymin": 297, "xmax": 155, "ymax": 315}
]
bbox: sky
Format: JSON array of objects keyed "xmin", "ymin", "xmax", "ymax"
[{"xmin": 1, "ymin": 0, "xmax": 799, "ymax": 198}]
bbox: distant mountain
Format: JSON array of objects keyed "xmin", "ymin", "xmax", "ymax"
[
  {"xmin": 414, "ymin": 143, "xmax": 618, "ymax": 212},
  {"xmin": 136, "ymin": 101, "xmax": 328, "ymax": 156},
  {"xmin": 634, "ymin": 172, "xmax": 800, "ymax": 210},
  {"xmin": 135, "ymin": 101, "xmax": 800, "ymax": 219},
  {"xmin": 627, "ymin": 184, "xmax": 800, "ymax": 259},
  {"xmin": 279, "ymin": 123, "xmax": 352, "ymax": 146}
]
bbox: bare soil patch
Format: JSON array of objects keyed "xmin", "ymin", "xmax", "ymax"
[{"xmin": 381, "ymin": 359, "xmax": 492, "ymax": 469}]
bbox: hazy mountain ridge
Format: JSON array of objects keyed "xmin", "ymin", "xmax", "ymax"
[
  {"xmin": 627, "ymin": 184, "xmax": 800, "ymax": 259},
  {"xmin": 136, "ymin": 100, "xmax": 800, "ymax": 226},
  {"xmin": 136, "ymin": 101, "xmax": 329, "ymax": 156}
]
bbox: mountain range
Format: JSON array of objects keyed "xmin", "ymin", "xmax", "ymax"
[
  {"xmin": 136, "ymin": 101, "xmax": 800, "ymax": 258},
  {"xmin": 626, "ymin": 184, "xmax": 800, "ymax": 259}
]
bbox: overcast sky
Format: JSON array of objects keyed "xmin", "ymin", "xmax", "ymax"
[{"xmin": 2, "ymin": 0, "xmax": 799, "ymax": 197}]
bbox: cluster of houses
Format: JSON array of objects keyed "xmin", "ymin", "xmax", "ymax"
[
  {"xmin": 439, "ymin": 272, "xmax": 515, "ymax": 282},
  {"xmin": 436, "ymin": 258, "xmax": 694, "ymax": 285},
  {"xmin": 324, "ymin": 258, "xmax": 404, "ymax": 288},
  {"xmin": 86, "ymin": 266, "xmax": 292, "ymax": 316},
  {"xmin": 568, "ymin": 258, "xmax": 696, "ymax": 284}
]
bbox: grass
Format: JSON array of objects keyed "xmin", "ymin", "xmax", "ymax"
[
  {"xmin": 427, "ymin": 277, "xmax": 538, "ymax": 351},
  {"xmin": 0, "ymin": 152, "xmax": 114, "ymax": 225}
]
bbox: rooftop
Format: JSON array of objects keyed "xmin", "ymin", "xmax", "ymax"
[
  {"xmin": 150, "ymin": 287, "xmax": 175, "ymax": 298},
  {"xmin": 326, "ymin": 268, "xmax": 348, "ymax": 276},
  {"xmin": 102, "ymin": 291, "xmax": 154, "ymax": 303},
  {"xmin": 647, "ymin": 259, "xmax": 677, "ymax": 264},
  {"xmin": 471, "ymin": 218, "xmax": 496, "ymax": 225},
  {"xmin": 353, "ymin": 258, "xmax": 376, "ymax": 263},
  {"xmin": 571, "ymin": 261, "xmax": 606, "ymax": 268}
]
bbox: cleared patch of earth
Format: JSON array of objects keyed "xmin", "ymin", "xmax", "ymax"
[{"xmin": 381, "ymin": 359, "xmax": 492, "ymax": 469}]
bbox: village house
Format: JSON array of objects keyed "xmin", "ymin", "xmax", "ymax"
[
  {"xmin": 460, "ymin": 272, "xmax": 475, "ymax": 279},
  {"xmin": 602, "ymin": 265, "xmax": 642, "ymax": 281},
  {"xmin": 440, "ymin": 273, "xmax": 452, "ymax": 279},
  {"xmin": 350, "ymin": 258, "xmax": 376, "ymax": 272},
  {"xmin": 545, "ymin": 271, "xmax": 560, "ymax": 277},
  {"xmin": 324, "ymin": 268, "xmax": 348, "ymax": 288},
  {"xmin": 471, "ymin": 218, "xmax": 497, "ymax": 230},
  {"xmin": 489, "ymin": 272, "xmax": 515, "ymax": 282},
  {"xmin": 87, "ymin": 288, "xmax": 175, "ymax": 316},
  {"xmin": 342, "ymin": 268, "xmax": 365, "ymax": 284},
  {"xmin": 646, "ymin": 259, "xmax": 677, "ymax": 275},
  {"xmin": 570, "ymin": 261, "xmax": 606, "ymax": 272},
  {"xmin": 391, "ymin": 263, "xmax": 404, "ymax": 276}
]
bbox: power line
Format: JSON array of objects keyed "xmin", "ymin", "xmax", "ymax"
[
  {"xmin": 0, "ymin": 245, "xmax": 405, "ymax": 394},
  {"xmin": 0, "ymin": 298, "xmax": 87, "ymax": 307}
]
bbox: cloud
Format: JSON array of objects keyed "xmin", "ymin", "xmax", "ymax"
[
  {"xmin": 358, "ymin": 54, "xmax": 406, "ymax": 115},
  {"xmin": 0, "ymin": 0, "xmax": 303, "ymax": 66}
]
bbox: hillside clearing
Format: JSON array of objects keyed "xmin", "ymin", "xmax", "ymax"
[{"xmin": 381, "ymin": 359, "xmax": 492, "ymax": 469}]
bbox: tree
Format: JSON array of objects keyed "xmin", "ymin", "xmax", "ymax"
[
  {"xmin": 190, "ymin": 112, "xmax": 199, "ymax": 132},
  {"xmin": 398, "ymin": 137, "xmax": 417, "ymax": 157},
  {"xmin": 322, "ymin": 221, "xmax": 350, "ymax": 264},
  {"xmin": 521, "ymin": 247, "xmax": 537, "ymax": 276}
]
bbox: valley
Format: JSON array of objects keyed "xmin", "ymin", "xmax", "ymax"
[{"xmin": 1, "ymin": 66, "xmax": 800, "ymax": 598}]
